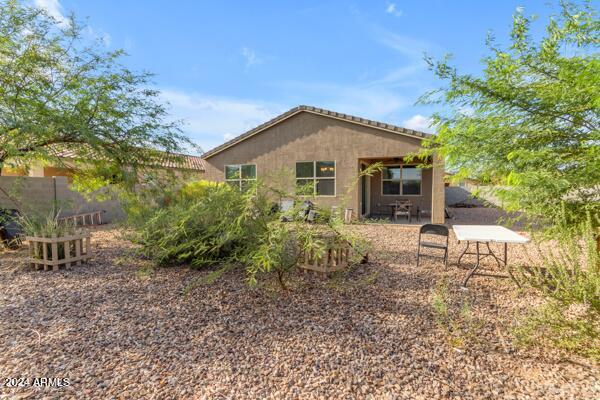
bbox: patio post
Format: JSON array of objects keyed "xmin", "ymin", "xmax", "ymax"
[{"xmin": 431, "ymin": 154, "xmax": 445, "ymax": 224}]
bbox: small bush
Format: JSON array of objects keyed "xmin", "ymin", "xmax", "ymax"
[
  {"xmin": 430, "ymin": 280, "xmax": 483, "ymax": 348},
  {"xmin": 16, "ymin": 209, "xmax": 79, "ymax": 261},
  {"xmin": 513, "ymin": 302, "xmax": 599, "ymax": 361},
  {"xmin": 515, "ymin": 214, "xmax": 600, "ymax": 360},
  {"xmin": 19, "ymin": 209, "xmax": 76, "ymax": 238}
]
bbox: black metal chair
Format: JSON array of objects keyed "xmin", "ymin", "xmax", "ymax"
[{"xmin": 416, "ymin": 224, "xmax": 449, "ymax": 268}]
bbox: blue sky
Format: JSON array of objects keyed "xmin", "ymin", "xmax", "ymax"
[{"xmin": 34, "ymin": 0, "xmax": 562, "ymax": 154}]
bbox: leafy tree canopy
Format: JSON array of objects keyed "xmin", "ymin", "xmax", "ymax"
[
  {"xmin": 0, "ymin": 0, "xmax": 193, "ymax": 187},
  {"xmin": 419, "ymin": 1, "xmax": 599, "ymax": 230}
]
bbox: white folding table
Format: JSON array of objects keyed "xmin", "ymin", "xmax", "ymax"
[{"xmin": 453, "ymin": 225, "xmax": 530, "ymax": 287}]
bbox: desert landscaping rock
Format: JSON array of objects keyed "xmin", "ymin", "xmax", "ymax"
[{"xmin": 0, "ymin": 224, "xmax": 598, "ymax": 399}]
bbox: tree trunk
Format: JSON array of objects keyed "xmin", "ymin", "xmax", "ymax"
[{"xmin": 277, "ymin": 270, "xmax": 287, "ymax": 290}]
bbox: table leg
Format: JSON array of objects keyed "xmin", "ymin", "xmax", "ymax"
[
  {"xmin": 486, "ymin": 242, "xmax": 502, "ymax": 267},
  {"xmin": 462, "ymin": 241, "xmax": 481, "ymax": 288},
  {"xmin": 503, "ymin": 242, "xmax": 522, "ymax": 288},
  {"xmin": 457, "ymin": 241, "xmax": 471, "ymax": 266}
]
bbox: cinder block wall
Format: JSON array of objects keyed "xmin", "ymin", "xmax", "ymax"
[{"xmin": 0, "ymin": 176, "xmax": 125, "ymax": 223}]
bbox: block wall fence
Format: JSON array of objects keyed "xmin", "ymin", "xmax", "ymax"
[{"xmin": 0, "ymin": 176, "xmax": 125, "ymax": 223}]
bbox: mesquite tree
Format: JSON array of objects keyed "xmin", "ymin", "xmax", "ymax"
[
  {"xmin": 419, "ymin": 1, "xmax": 599, "ymax": 232},
  {"xmin": 0, "ymin": 0, "xmax": 192, "ymax": 186}
]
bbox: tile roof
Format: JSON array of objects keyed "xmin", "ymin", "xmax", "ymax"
[
  {"xmin": 202, "ymin": 105, "xmax": 434, "ymax": 159},
  {"xmin": 52, "ymin": 145, "xmax": 205, "ymax": 171}
]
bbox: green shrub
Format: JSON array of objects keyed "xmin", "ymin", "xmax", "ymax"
[
  {"xmin": 177, "ymin": 180, "xmax": 227, "ymax": 203},
  {"xmin": 127, "ymin": 171, "xmax": 373, "ymax": 289},
  {"xmin": 515, "ymin": 215, "xmax": 600, "ymax": 360},
  {"xmin": 513, "ymin": 302, "xmax": 599, "ymax": 361},
  {"xmin": 16, "ymin": 209, "xmax": 78, "ymax": 261},
  {"xmin": 128, "ymin": 181, "xmax": 252, "ymax": 267},
  {"xmin": 19, "ymin": 209, "xmax": 76, "ymax": 238}
]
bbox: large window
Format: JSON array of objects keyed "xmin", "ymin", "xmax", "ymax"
[
  {"xmin": 225, "ymin": 164, "xmax": 256, "ymax": 190},
  {"xmin": 381, "ymin": 165, "xmax": 422, "ymax": 195},
  {"xmin": 296, "ymin": 161, "xmax": 335, "ymax": 196}
]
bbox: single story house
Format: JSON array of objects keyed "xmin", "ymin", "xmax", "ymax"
[{"xmin": 202, "ymin": 105, "xmax": 445, "ymax": 223}]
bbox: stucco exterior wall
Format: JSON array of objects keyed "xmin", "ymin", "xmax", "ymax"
[{"xmin": 202, "ymin": 111, "xmax": 445, "ymax": 222}]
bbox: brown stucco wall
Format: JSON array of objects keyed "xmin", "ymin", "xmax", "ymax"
[{"xmin": 202, "ymin": 111, "xmax": 444, "ymax": 222}]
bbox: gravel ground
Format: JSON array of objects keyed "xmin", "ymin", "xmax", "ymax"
[{"xmin": 0, "ymin": 222, "xmax": 598, "ymax": 399}]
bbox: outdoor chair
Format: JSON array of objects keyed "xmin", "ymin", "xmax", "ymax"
[
  {"xmin": 393, "ymin": 200, "xmax": 411, "ymax": 223},
  {"xmin": 416, "ymin": 224, "xmax": 449, "ymax": 268},
  {"xmin": 416, "ymin": 206, "xmax": 430, "ymax": 222}
]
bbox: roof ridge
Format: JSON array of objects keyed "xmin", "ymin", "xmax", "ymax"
[{"xmin": 202, "ymin": 105, "xmax": 433, "ymax": 159}]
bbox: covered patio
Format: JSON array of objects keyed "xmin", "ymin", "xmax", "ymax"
[{"xmin": 357, "ymin": 156, "xmax": 445, "ymax": 224}]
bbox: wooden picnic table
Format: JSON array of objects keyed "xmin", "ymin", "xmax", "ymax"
[{"xmin": 453, "ymin": 225, "xmax": 530, "ymax": 288}]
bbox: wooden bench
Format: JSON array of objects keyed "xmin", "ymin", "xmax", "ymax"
[{"xmin": 58, "ymin": 211, "xmax": 104, "ymax": 227}]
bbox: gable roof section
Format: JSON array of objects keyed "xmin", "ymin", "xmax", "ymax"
[{"xmin": 202, "ymin": 105, "xmax": 434, "ymax": 159}]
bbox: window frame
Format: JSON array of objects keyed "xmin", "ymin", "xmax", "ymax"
[
  {"xmin": 295, "ymin": 160, "xmax": 336, "ymax": 197},
  {"xmin": 381, "ymin": 165, "xmax": 423, "ymax": 196},
  {"xmin": 400, "ymin": 165, "xmax": 422, "ymax": 196},
  {"xmin": 381, "ymin": 165, "xmax": 402, "ymax": 196},
  {"xmin": 224, "ymin": 163, "xmax": 257, "ymax": 190}
]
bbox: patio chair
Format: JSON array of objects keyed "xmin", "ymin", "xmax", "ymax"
[
  {"xmin": 416, "ymin": 206, "xmax": 430, "ymax": 222},
  {"xmin": 393, "ymin": 200, "xmax": 411, "ymax": 223},
  {"xmin": 416, "ymin": 224, "xmax": 449, "ymax": 268}
]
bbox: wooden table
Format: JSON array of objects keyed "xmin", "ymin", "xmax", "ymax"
[{"xmin": 453, "ymin": 225, "xmax": 530, "ymax": 288}]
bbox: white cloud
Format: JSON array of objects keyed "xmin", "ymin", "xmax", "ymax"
[
  {"xmin": 34, "ymin": 0, "xmax": 69, "ymax": 27},
  {"xmin": 402, "ymin": 114, "xmax": 434, "ymax": 133},
  {"xmin": 277, "ymin": 80, "xmax": 410, "ymax": 122},
  {"xmin": 368, "ymin": 64, "xmax": 425, "ymax": 87},
  {"xmin": 85, "ymin": 26, "xmax": 111, "ymax": 47},
  {"xmin": 35, "ymin": 1, "xmax": 112, "ymax": 47},
  {"xmin": 160, "ymin": 89, "xmax": 285, "ymax": 151},
  {"xmin": 101, "ymin": 33, "xmax": 111, "ymax": 47},
  {"xmin": 376, "ymin": 30, "xmax": 435, "ymax": 59},
  {"xmin": 241, "ymin": 47, "xmax": 263, "ymax": 68},
  {"xmin": 385, "ymin": 3, "xmax": 402, "ymax": 17}
]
